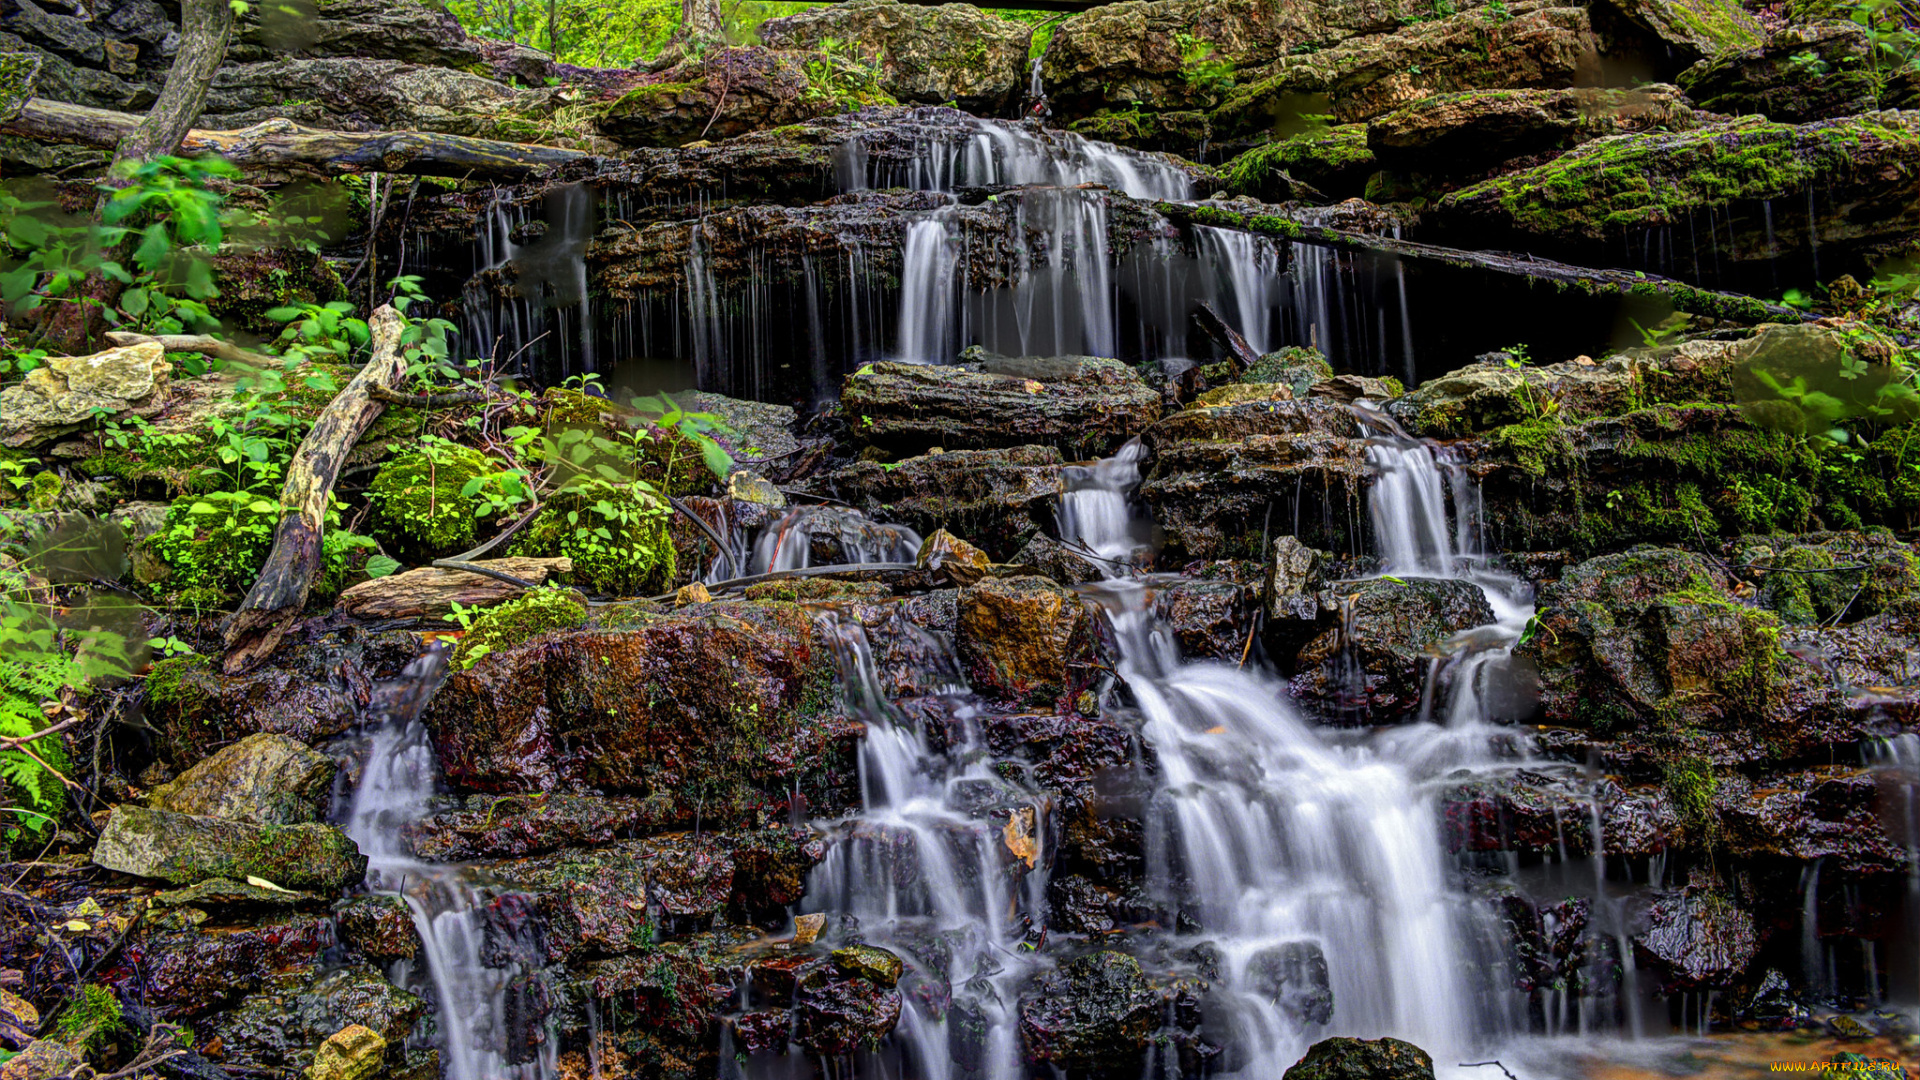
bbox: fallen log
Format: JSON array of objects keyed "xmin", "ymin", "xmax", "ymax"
[
  {"xmin": 0, "ymin": 98, "xmax": 595, "ymax": 182},
  {"xmin": 1151, "ymin": 202, "xmax": 1810, "ymax": 325},
  {"xmin": 221, "ymin": 305, "xmax": 406, "ymax": 673},
  {"xmin": 103, "ymin": 331, "xmax": 278, "ymax": 369},
  {"xmin": 1192, "ymin": 300, "xmax": 1260, "ymax": 371},
  {"xmin": 337, "ymin": 557, "xmax": 572, "ymax": 619}
]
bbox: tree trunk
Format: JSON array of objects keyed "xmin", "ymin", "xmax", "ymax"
[
  {"xmin": 114, "ymin": 0, "xmax": 233, "ymax": 163},
  {"xmin": 0, "ymin": 100, "xmax": 596, "ymax": 181},
  {"xmin": 1192, "ymin": 300, "xmax": 1260, "ymax": 372},
  {"xmin": 221, "ymin": 305, "xmax": 407, "ymax": 673},
  {"xmin": 682, "ymin": 0, "xmax": 723, "ymax": 37}
]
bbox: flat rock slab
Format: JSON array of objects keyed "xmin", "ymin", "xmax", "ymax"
[
  {"xmin": 842, "ymin": 357, "xmax": 1160, "ymax": 458},
  {"xmin": 91, "ymin": 804, "xmax": 367, "ymax": 893}
]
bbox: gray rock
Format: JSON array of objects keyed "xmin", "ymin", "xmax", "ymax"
[
  {"xmin": 843, "ymin": 356, "xmax": 1160, "ymax": 458},
  {"xmin": 761, "ymin": 0, "xmax": 1031, "ymax": 113},
  {"xmin": 1266, "ymin": 536, "xmax": 1321, "ymax": 621},
  {"xmin": 91, "ymin": 805, "xmax": 367, "ymax": 892},
  {"xmin": 146, "ymin": 732, "xmax": 337, "ymax": 825},
  {"xmin": 1633, "ymin": 885, "xmax": 1759, "ymax": 989}
]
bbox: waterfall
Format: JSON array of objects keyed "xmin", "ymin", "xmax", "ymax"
[
  {"xmin": 839, "ymin": 112, "xmax": 1192, "ymax": 201},
  {"xmin": 343, "ymin": 651, "xmax": 560, "ymax": 1080},
  {"xmin": 895, "ymin": 206, "xmax": 963, "ymax": 364},
  {"xmin": 748, "ymin": 505, "xmax": 923, "ymax": 575},
  {"xmin": 1867, "ymin": 733, "xmax": 1920, "ymax": 1023},
  {"xmin": 1195, "ymin": 226, "xmax": 1283, "ymax": 355},
  {"xmin": 1060, "ymin": 443, "xmax": 1513, "ymax": 1073}
]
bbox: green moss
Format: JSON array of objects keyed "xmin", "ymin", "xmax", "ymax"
[
  {"xmin": 1220, "ymin": 124, "xmax": 1375, "ymax": 198},
  {"xmin": 1489, "ymin": 416, "xmax": 1580, "ymax": 478},
  {"xmin": 367, "ymin": 446, "xmax": 495, "ymax": 563},
  {"xmin": 511, "ymin": 487, "xmax": 677, "ymax": 598},
  {"xmin": 148, "ymin": 493, "xmax": 370, "ymax": 605},
  {"xmin": 144, "ymin": 655, "xmax": 211, "ymax": 713},
  {"xmin": 56, "ymin": 984, "xmax": 125, "ymax": 1051},
  {"xmin": 1662, "ymin": 753, "xmax": 1719, "ymax": 839},
  {"xmin": 454, "ymin": 587, "xmax": 589, "ymax": 668}
]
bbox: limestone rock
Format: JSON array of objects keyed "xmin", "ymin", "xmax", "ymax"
[
  {"xmin": 202, "ymin": 57, "xmax": 551, "ymax": 137},
  {"xmin": 958, "ymin": 575, "xmax": 1091, "ymax": 706},
  {"xmin": 1366, "ymin": 85, "xmax": 1696, "ymax": 169},
  {"xmin": 154, "ymin": 878, "xmax": 322, "ymax": 908},
  {"xmin": 305, "ymin": 1024, "xmax": 386, "ymax": 1080},
  {"xmin": 843, "ymin": 356, "xmax": 1160, "ymax": 458},
  {"xmin": 761, "ymin": 0, "xmax": 1030, "ymax": 113},
  {"xmin": 598, "ymin": 46, "xmax": 884, "ymax": 148},
  {"xmin": 917, "ymin": 529, "xmax": 992, "ymax": 586},
  {"xmin": 1266, "ymin": 536, "xmax": 1322, "ymax": 621},
  {"xmin": 1678, "ymin": 22, "xmax": 1890, "ymax": 122},
  {"xmin": 146, "ymin": 732, "xmax": 336, "ymax": 825},
  {"xmin": 91, "ymin": 804, "xmax": 367, "ymax": 892},
  {"xmin": 831, "ymin": 943, "xmax": 905, "ymax": 987},
  {"xmin": 819, "ymin": 446, "xmax": 1066, "ymax": 562},
  {"xmin": 0, "ymin": 342, "xmax": 168, "ymax": 448},
  {"xmin": 1294, "ymin": 577, "xmax": 1497, "ymax": 720},
  {"xmin": 1283, "ymin": 1036, "xmax": 1436, "ymax": 1080}
]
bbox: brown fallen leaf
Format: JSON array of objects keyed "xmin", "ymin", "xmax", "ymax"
[{"xmin": 1004, "ymin": 806, "xmax": 1038, "ymax": 869}]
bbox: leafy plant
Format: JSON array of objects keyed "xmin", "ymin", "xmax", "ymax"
[{"xmin": 1, "ymin": 587, "xmax": 130, "ymax": 843}]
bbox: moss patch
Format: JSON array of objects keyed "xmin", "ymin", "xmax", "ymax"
[
  {"xmin": 454, "ymin": 588, "xmax": 588, "ymax": 668},
  {"xmin": 367, "ymin": 446, "xmax": 496, "ymax": 563},
  {"xmin": 511, "ymin": 488, "xmax": 677, "ymax": 598}
]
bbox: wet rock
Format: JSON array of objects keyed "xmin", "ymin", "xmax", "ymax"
[
  {"xmin": 1633, "ymin": 884, "xmax": 1759, "ymax": 989},
  {"xmin": 404, "ymin": 793, "xmax": 671, "ymax": 862},
  {"xmin": 1010, "ymin": 533, "xmax": 1108, "ymax": 586},
  {"xmin": 91, "ymin": 805, "xmax": 367, "ymax": 893},
  {"xmin": 1294, "ymin": 576, "xmax": 1495, "ymax": 720},
  {"xmin": 422, "ymin": 604, "xmax": 860, "ymax": 818},
  {"xmin": 0, "ymin": 988, "xmax": 36, "ymax": 1049},
  {"xmin": 760, "ymin": 0, "xmax": 1030, "ymax": 112},
  {"xmin": 1366, "ymin": 85, "xmax": 1696, "ymax": 172},
  {"xmin": 1283, "ymin": 1036, "xmax": 1436, "ymax": 1080},
  {"xmin": 1267, "ymin": 535, "xmax": 1322, "ymax": 621},
  {"xmin": 0, "ymin": 341, "xmax": 168, "ymax": 448},
  {"xmin": 727, "ymin": 1008, "xmax": 791, "ymax": 1055},
  {"xmin": 918, "ymin": 529, "xmax": 993, "ymax": 587},
  {"xmin": 1678, "ymin": 22, "xmax": 1889, "ymax": 122},
  {"xmin": 1019, "ymin": 951, "xmax": 1157, "ymax": 1075},
  {"xmin": 206, "ymin": 964, "xmax": 420, "ymax": 1075},
  {"xmin": 333, "ymin": 894, "xmax": 419, "ymax": 962},
  {"xmin": 1718, "ymin": 769, "xmax": 1909, "ymax": 872},
  {"xmin": 145, "ymin": 732, "xmax": 335, "ymax": 826},
  {"xmin": 796, "ymin": 976, "xmax": 904, "ymax": 1056},
  {"xmin": 0, "ymin": 1040, "xmax": 81, "ymax": 1080},
  {"xmin": 153, "ymin": 878, "xmax": 322, "ymax": 908},
  {"xmin": 831, "ymin": 943, "xmax": 905, "ymax": 988},
  {"xmin": 1153, "ymin": 574, "xmax": 1254, "ymax": 661},
  {"xmin": 116, "ymin": 911, "xmax": 336, "ymax": 1018},
  {"xmin": 1740, "ymin": 968, "xmax": 1810, "ymax": 1030},
  {"xmin": 820, "ymin": 446, "xmax": 1065, "ymax": 562},
  {"xmin": 1246, "ymin": 941, "xmax": 1334, "ymax": 1026},
  {"xmin": 304, "ymin": 1023, "xmax": 385, "ymax": 1080},
  {"xmin": 855, "ymin": 353, "xmax": 1158, "ymax": 457},
  {"xmin": 1441, "ymin": 771, "xmax": 1595, "ymax": 856},
  {"xmin": 598, "ymin": 46, "xmax": 883, "ymax": 148},
  {"xmin": 1490, "ymin": 889, "xmax": 1596, "ymax": 996},
  {"xmin": 143, "ymin": 630, "xmax": 419, "ymax": 770},
  {"xmin": 958, "ymin": 575, "xmax": 1093, "ymax": 706},
  {"xmin": 1434, "ymin": 112, "xmax": 1920, "ymax": 277},
  {"xmin": 1734, "ymin": 532, "xmax": 1920, "ymax": 626}
]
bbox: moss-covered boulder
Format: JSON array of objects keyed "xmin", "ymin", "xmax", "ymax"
[
  {"xmin": 366, "ymin": 445, "xmax": 496, "ymax": 564},
  {"xmin": 596, "ymin": 46, "xmax": 892, "ymax": 148},
  {"xmin": 1018, "ymin": 951, "xmax": 1157, "ymax": 1075},
  {"xmin": 1367, "ymin": 84, "xmax": 1697, "ymax": 169},
  {"xmin": 759, "ymin": 0, "xmax": 1030, "ymax": 113},
  {"xmin": 1433, "ymin": 111, "xmax": 1920, "ymax": 276},
  {"xmin": 145, "ymin": 732, "xmax": 336, "ymax": 825},
  {"xmin": 1219, "ymin": 125, "xmax": 1376, "ymax": 201},
  {"xmin": 510, "ymin": 487, "xmax": 675, "ymax": 598},
  {"xmin": 1677, "ymin": 22, "xmax": 1894, "ymax": 123},
  {"xmin": 842, "ymin": 355, "xmax": 1161, "ymax": 458},
  {"xmin": 208, "ymin": 965, "xmax": 419, "ymax": 1076},
  {"xmin": 815, "ymin": 446, "xmax": 1067, "ymax": 562},
  {"xmin": 1283, "ymin": 1036, "xmax": 1436, "ymax": 1080},
  {"xmin": 1734, "ymin": 532, "xmax": 1920, "ymax": 625},
  {"xmin": 147, "ymin": 492, "xmax": 369, "ymax": 606},
  {"xmin": 207, "ymin": 247, "xmax": 349, "ymax": 339},
  {"xmin": 90, "ymin": 804, "xmax": 367, "ymax": 892},
  {"xmin": 451, "ymin": 586, "xmax": 587, "ymax": 668}
]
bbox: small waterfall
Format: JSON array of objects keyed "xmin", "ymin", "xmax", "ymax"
[
  {"xmin": 1062, "ymin": 445, "xmax": 1514, "ymax": 1073},
  {"xmin": 463, "ymin": 184, "xmax": 597, "ymax": 374},
  {"xmin": 748, "ymin": 505, "xmax": 923, "ymax": 575},
  {"xmin": 1195, "ymin": 225, "xmax": 1283, "ymax": 355},
  {"xmin": 780, "ymin": 609, "xmax": 1047, "ymax": 1080},
  {"xmin": 839, "ymin": 112, "xmax": 1193, "ymax": 201},
  {"xmin": 1867, "ymin": 733, "xmax": 1920, "ymax": 1022},
  {"xmin": 343, "ymin": 651, "xmax": 560, "ymax": 1080},
  {"xmin": 895, "ymin": 206, "xmax": 963, "ymax": 364}
]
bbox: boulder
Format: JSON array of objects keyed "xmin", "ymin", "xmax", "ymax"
[
  {"xmin": 1633, "ymin": 884, "xmax": 1760, "ymax": 989},
  {"xmin": 917, "ymin": 528, "xmax": 993, "ymax": 587},
  {"xmin": 114, "ymin": 911, "xmax": 336, "ymax": 1018},
  {"xmin": 208, "ymin": 965, "xmax": 420, "ymax": 1074},
  {"xmin": 333, "ymin": 895, "xmax": 419, "ymax": 962},
  {"xmin": 598, "ymin": 46, "xmax": 888, "ymax": 148},
  {"xmin": 1283, "ymin": 1037, "xmax": 1436, "ymax": 1080},
  {"xmin": 0, "ymin": 342, "xmax": 168, "ymax": 448},
  {"xmin": 420, "ymin": 604, "xmax": 863, "ymax": 814},
  {"xmin": 1245, "ymin": 941, "xmax": 1334, "ymax": 1026},
  {"xmin": 1677, "ymin": 22, "xmax": 1891, "ymax": 122},
  {"xmin": 1294, "ymin": 577, "xmax": 1496, "ymax": 720},
  {"xmin": 1019, "ymin": 951, "xmax": 1158, "ymax": 1074},
  {"xmin": 795, "ymin": 976, "xmax": 903, "ymax": 1056},
  {"xmin": 831, "ymin": 943, "xmax": 905, "ymax": 987},
  {"xmin": 145, "ymin": 732, "xmax": 336, "ymax": 825},
  {"xmin": 202, "ymin": 57, "xmax": 551, "ymax": 137},
  {"xmin": 843, "ymin": 356, "xmax": 1161, "ymax": 458},
  {"xmin": 90, "ymin": 805, "xmax": 367, "ymax": 892},
  {"xmin": 404, "ymin": 793, "xmax": 676, "ymax": 862},
  {"xmin": 1219, "ymin": 125, "xmax": 1376, "ymax": 201},
  {"xmin": 817, "ymin": 446, "xmax": 1066, "ymax": 562},
  {"xmin": 1434, "ymin": 112, "xmax": 1920, "ymax": 278},
  {"xmin": 1366, "ymin": 85, "xmax": 1696, "ymax": 171},
  {"xmin": 760, "ymin": 0, "xmax": 1031, "ymax": 113},
  {"xmin": 1441, "ymin": 771, "xmax": 1597, "ymax": 856},
  {"xmin": 304, "ymin": 1023, "xmax": 386, "ymax": 1080},
  {"xmin": 958, "ymin": 575, "xmax": 1092, "ymax": 706},
  {"xmin": 1153, "ymin": 575, "xmax": 1254, "ymax": 660}
]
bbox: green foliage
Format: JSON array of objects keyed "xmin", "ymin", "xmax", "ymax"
[
  {"xmin": 445, "ymin": 0, "xmax": 823, "ymax": 68},
  {"xmin": 512, "ymin": 484, "xmax": 677, "ymax": 598},
  {"xmin": 148, "ymin": 491, "xmax": 373, "ymax": 605},
  {"xmin": 448, "ymin": 586, "xmax": 588, "ymax": 669},
  {"xmin": 1662, "ymin": 754, "xmax": 1719, "ymax": 839},
  {"xmin": 368, "ymin": 442, "xmax": 498, "ymax": 562},
  {"xmin": 1, "ymin": 585, "xmax": 130, "ymax": 842},
  {"xmin": 56, "ymin": 984, "xmax": 125, "ymax": 1050}
]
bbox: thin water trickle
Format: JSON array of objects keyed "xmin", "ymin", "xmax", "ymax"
[
  {"xmin": 748, "ymin": 505, "xmax": 923, "ymax": 575},
  {"xmin": 343, "ymin": 649, "xmax": 561, "ymax": 1080}
]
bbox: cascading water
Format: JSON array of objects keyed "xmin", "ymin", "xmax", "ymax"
[
  {"xmin": 1060, "ymin": 441, "xmax": 1518, "ymax": 1074},
  {"xmin": 748, "ymin": 504, "xmax": 923, "ymax": 575},
  {"xmin": 342, "ymin": 650, "xmax": 561, "ymax": 1080}
]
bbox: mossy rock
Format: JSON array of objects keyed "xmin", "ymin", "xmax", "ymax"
[
  {"xmin": 453, "ymin": 587, "xmax": 588, "ymax": 668},
  {"xmin": 510, "ymin": 488, "xmax": 676, "ymax": 598},
  {"xmin": 542, "ymin": 387, "xmax": 721, "ymax": 497},
  {"xmin": 367, "ymin": 446, "xmax": 496, "ymax": 564},
  {"xmin": 147, "ymin": 493, "xmax": 369, "ymax": 604},
  {"xmin": 207, "ymin": 248, "xmax": 349, "ymax": 339},
  {"xmin": 1220, "ymin": 124, "xmax": 1376, "ymax": 201}
]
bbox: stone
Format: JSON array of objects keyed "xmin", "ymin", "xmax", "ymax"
[
  {"xmin": 201, "ymin": 57, "xmax": 550, "ymax": 138},
  {"xmin": 843, "ymin": 356, "xmax": 1161, "ymax": 458},
  {"xmin": 0, "ymin": 1040, "xmax": 81, "ymax": 1080},
  {"xmin": 1153, "ymin": 576, "xmax": 1254, "ymax": 660},
  {"xmin": 1678, "ymin": 22, "xmax": 1887, "ymax": 122},
  {"xmin": 0, "ymin": 987, "xmax": 37, "ymax": 1048},
  {"xmin": 761, "ymin": 0, "xmax": 1031, "ymax": 113},
  {"xmin": 90, "ymin": 805, "xmax": 367, "ymax": 893},
  {"xmin": 0, "ymin": 342, "xmax": 168, "ymax": 448},
  {"xmin": 1294, "ymin": 577, "xmax": 1496, "ymax": 720},
  {"xmin": 831, "ymin": 944, "xmax": 905, "ymax": 988},
  {"xmin": 1019, "ymin": 951, "xmax": 1157, "ymax": 1074},
  {"xmin": 335, "ymin": 557, "xmax": 574, "ymax": 619},
  {"xmin": 210, "ymin": 965, "xmax": 419, "ymax": 1073},
  {"xmin": 1633, "ymin": 885, "xmax": 1759, "ymax": 989},
  {"xmin": 123, "ymin": 911, "xmax": 337, "ymax": 1018},
  {"xmin": 305, "ymin": 1024, "xmax": 386, "ymax": 1080},
  {"xmin": 957, "ymin": 575, "xmax": 1092, "ymax": 706},
  {"xmin": 917, "ymin": 528, "xmax": 993, "ymax": 587},
  {"xmin": 794, "ymin": 977, "xmax": 903, "ymax": 1056},
  {"xmin": 1283, "ymin": 1036, "xmax": 1436, "ymax": 1080},
  {"xmin": 598, "ymin": 46, "xmax": 882, "ymax": 148},
  {"xmin": 819, "ymin": 446, "xmax": 1066, "ymax": 562},
  {"xmin": 153, "ymin": 878, "xmax": 322, "ymax": 908},
  {"xmin": 1365, "ymin": 85, "xmax": 1696, "ymax": 170},
  {"xmin": 1245, "ymin": 941, "xmax": 1334, "ymax": 1026},
  {"xmin": 333, "ymin": 894, "xmax": 419, "ymax": 962},
  {"xmin": 145, "ymin": 732, "xmax": 336, "ymax": 825},
  {"xmin": 1267, "ymin": 535, "xmax": 1321, "ymax": 621}
]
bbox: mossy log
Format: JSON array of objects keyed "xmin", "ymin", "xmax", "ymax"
[
  {"xmin": 0, "ymin": 98, "xmax": 593, "ymax": 181},
  {"xmin": 1152, "ymin": 202, "xmax": 1809, "ymax": 325},
  {"xmin": 221, "ymin": 305, "xmax": 406, "ymax": 673}
]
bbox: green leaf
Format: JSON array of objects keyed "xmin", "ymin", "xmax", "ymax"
[
  {"xmin": 366, "ymin": 554, "xmax": 401, "ymax": 578},
  {"xmin": 120, "ymin": 287, "xmax": 149, "ymax": 317},
  {"xmin": 6, "ymin": 215, "xmax": 47, "ymax": 248},
  {"xmin": 133, "ymin": 222, "xmax": 170, "ymax": 271},
  {"xmin": 188, "ymin": 501, "xmax": 217, "ymax": 514},
  {"xmin": 247, "ymin": 500, "xmax": 278, "ymax": 513}
]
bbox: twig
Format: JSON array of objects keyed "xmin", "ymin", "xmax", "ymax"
[
  {"xmin": 368, "ymin": 385, "xmax": 494, "ymax": 409},
  {"xmin": 1461, "ymin": 1062, "xmax": 1521, "ymax": 1080},
  {"xmin": 0, "ymin": 714, "xmax": 82, "ymax": 750}
]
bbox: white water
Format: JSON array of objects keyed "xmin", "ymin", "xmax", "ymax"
[
  {"xmin": 748, "ymin": 505, "xmax": 923, "ymax": 575},
  {"xmin": 343, "ymin": 650, "xmax": 560, "ymax": 1080},
  {"xmin": 1060, "ymin": 441, "xmax": 1517, "ymax": 1074}
]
